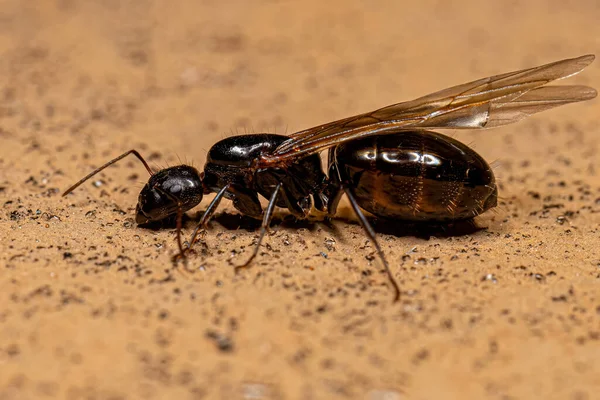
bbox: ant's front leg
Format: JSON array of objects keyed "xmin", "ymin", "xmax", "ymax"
[
  {"xmin": 185, "ymin": 184, "xmax": 230, "ymax": 256},
  {"xmin": 150, "ymin": 186, "xmax": 188, "ymax": 265},
  {"xmin": 174, "ymin": 184, "xmax": 261, "ymax": 264},
  {"xmin": 170, "ymin": 205, "xmax": 189, "ymax": 264}
]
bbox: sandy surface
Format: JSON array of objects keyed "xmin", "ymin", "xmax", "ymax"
[{"xmin": 1, "ymin": 1, "xmax": 600, "ymax": 399}]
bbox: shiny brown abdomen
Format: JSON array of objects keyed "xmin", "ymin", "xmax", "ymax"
[{"xmin": 332, "ymin": 131, "xmax": 498, "ymax": 221}]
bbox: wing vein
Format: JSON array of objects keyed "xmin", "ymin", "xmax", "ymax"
[{"xmin": 265, "ymin": 55, "xmax": 596, "ymax": 164}]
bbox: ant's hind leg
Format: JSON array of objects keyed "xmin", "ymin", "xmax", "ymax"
[
  {"xmin": 235, "ymin": 183, "xmax": 282, "ymax": 274},
  {"xmin": 343, "ymin": 187, "xmax": 401, "ymax": 302},
  {"xmin": 325, "ymin": 156, "xmax": 344, "ymax": 217},
  {"xmin": 326, "ymin": 185, "xmax": 343, "ymax": 217}
]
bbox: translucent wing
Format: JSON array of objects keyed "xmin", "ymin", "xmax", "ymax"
[{"xmin": 265, "ymin": 54, "xmax": 596, "ymax": 164}]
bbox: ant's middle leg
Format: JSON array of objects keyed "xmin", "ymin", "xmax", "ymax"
[{"xmin": 235, "ymin": 183, "xmax": 282, "ymax": 273}]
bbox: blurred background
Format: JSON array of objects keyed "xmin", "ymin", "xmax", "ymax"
[{"xmin": 2, "ymin": 0, "xmax": 597, "ymax": 171}]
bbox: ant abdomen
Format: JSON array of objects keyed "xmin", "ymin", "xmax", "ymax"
[{"xmin": 328, "ymin": 131, "xmax": 498, "ymax": 221}]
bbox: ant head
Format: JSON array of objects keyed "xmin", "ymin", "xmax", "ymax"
[
  {"xmin": 63, "ymin": 150, "xmax": 204, "ymax": 225},
  {"xmin": 135, "ymin": 165, "xmax": 203, "ymax": 224}
]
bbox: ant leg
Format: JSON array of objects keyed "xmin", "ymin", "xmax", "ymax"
[
  {"xmin": 343, "ymin": 187, "xmax": 401, "ymax": 302},
  {"xmin": 153, "ymin": 186, "xmax": 187, "ymax": 262},
  {"xmin": 326, "ymin": 153, "xmax": 344, "ymax": 217},
  {"xmin": 326, "ymin": 186, "xmax": 344, "ymax": 217},
  {"xmin": 172, "ymin": 203, "xmax": 196, "ymax": 277},
  {"xmin": 235, "ymin": 183, "xmax": 282, "ymax": 274},
  {"xmin": 186, "ymin": 184, "xmax": 230, "ymax": 253},
  {"xmin": 174, "ymin": 204, "xmax": 185, "ymax": 256}
]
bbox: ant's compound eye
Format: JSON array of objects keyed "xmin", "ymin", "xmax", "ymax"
[{"xmin": 135, "ymin": 186, "xmax": 174, "ymax": 224}]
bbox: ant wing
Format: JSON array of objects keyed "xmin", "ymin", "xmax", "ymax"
[{"xmin": 265, "ymin": 54, "xmax": 596, "ymax": 164}]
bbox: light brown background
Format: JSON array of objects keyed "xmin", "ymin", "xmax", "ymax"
[{"xmin": 1, "ymin": 1, "xmax": 599, "ymax": 399}]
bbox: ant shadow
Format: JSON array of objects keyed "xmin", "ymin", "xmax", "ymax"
[
  {"xmin": 211, "ymin": 212, "xmax": 338, "ymax": 236},
  {"xmin": 141, "ymin": 209, "xmax": 487, "ymax": 243},
  {"xmin": 334, "ymin": 214, "xmax": 486, "ymax": 240}
]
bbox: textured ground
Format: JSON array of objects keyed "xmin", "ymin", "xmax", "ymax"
[{"xmin": 1, "ymin": 1, "xmax": 600, "ymax": 399}]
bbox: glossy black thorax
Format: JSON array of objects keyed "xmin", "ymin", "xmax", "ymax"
[
  {"xmin": 136, "ymin": 165, "xmax": 203, "ymax": 224},
  {"xmin": 203, "ymin": 134, "xmax": 287, "ymax": 191},
  {"xmin": 203, "ymin": 134, "xmax": 328, "ymax": 219}
]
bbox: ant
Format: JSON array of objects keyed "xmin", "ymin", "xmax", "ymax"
[{"xmin": 63, "ymin": 54, "xmax": 597, "ymax": 302}]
